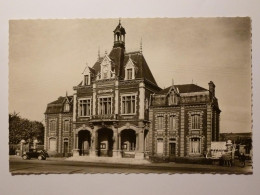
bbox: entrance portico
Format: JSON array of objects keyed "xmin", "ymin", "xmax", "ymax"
[{"xmin": 73, "ymin": 123, "xmax": 148, "ymax": 159}]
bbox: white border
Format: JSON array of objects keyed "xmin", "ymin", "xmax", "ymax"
[{"xmin": 1, "ymin": 0, "xmax": 260, "ymax": 195}]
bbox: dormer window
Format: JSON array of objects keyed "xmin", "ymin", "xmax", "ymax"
[
  {"xmin": 64, "ymin": 103, "xmax": 70, "ymax": 112},
  {"xmin": 125, "ymin": 58, "xmax": 136, "ymax": 80},
  {"xmin": 126, "ymin": 68, "xmax": 133, "ymax": 80},
  {"xmin": 84, "ymin": 75, "xmax": 89, "ymax": 85}
]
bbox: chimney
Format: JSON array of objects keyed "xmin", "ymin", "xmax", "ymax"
[{"xmin": 208, "ymin": 81, "xmax": 215, "ymax": 97}]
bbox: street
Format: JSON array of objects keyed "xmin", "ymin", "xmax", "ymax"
[{"xmin": 9, "ymin": 156, "xmax": 253, "ymax": 175}]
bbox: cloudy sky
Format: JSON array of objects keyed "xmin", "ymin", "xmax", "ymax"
[{"xmin": 9, "ymin": 18, "xmax": 251, "ymax": 133}]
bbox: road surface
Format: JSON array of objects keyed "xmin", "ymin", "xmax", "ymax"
[{"xmin": 9, "ymin": 156, "xmax": 253, "ymax": 175}]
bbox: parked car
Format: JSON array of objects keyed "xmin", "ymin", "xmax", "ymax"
[{"xmin": 22, "ymin": 149, "xmax": 49, "ymax": 160}]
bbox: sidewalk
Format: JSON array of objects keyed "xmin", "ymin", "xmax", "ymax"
[{"xmin": 66, "ymin": 156, "xmax": 151, "ymax": 165}]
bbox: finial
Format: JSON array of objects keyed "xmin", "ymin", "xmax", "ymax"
[
  {"xmin": 119, "ymin": 17, "xmax": 121, "ymax": 25},
  {"xmin": 105, "ymin": 50, "xmax": 107, "ymax": 55},
  {"xmin": 172, "ymin": 78, "xmax": 174, "ymax": 86},
  {"xmin": 66, "ymin": 91, "xmax": 68, "ymax": 97},
  {"xmin": 140, "ymin": 37, "xmax": 142, "ymax": 54}
]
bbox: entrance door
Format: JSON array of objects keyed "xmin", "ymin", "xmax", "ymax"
[
  {"xmin": 63, "ymin": 141, "xmax": 68, "ymax": 157},
  {"xmin": 82, "ymin": 140, "xmax": 89, "ymax": 156},
  {"xmin": 169, "ymin": 143, "xmax": 176, "ymax": 156}
]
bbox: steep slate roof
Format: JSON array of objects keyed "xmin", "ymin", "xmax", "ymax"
[
  {"xmin": 91, "ymin": 49, "xmax": 158, "ymax": 86},
  {"xmin": 157, "ymin": 84, "xmax": 208, "ymax": 94},
  {"xmin": 45, "ymin": 96, "xmax": 73, "ymax": 114}
]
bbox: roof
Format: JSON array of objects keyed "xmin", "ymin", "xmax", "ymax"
[
  {"xmin": 45, "ymin": 96, "xmax": 73, "ymax": 114},
  {"xmin": 157, "ymin": 84, "xmax": 207, "ymax": 94},
  {"xmin": 91, "ymin": 49, "xmax": 158, "ymax": 86}
]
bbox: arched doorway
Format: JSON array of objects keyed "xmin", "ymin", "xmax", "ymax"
[
  {"xmin": 78, "ymin": 130, "xmax": 91, "ymax": 156},
  {"xmin": 121, "ymin": 129, "xmax": 136, "ymax": 158},
  {"xmin": 97, "ymin": 128, "xmax": 113, "ymax": 157}
]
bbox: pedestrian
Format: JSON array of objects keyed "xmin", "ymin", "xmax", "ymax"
[{"xmin": 239, "ymin": 152, "xmax": 246, "ymax": 167}]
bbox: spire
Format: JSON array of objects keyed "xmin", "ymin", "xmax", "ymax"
[
  {"xmin": 172, "ymin": 78, "xmax": 174, "ymax": 86},
  {"xmin": 119, "ymin": 17, "xmax": 121, "ymax": 25},
  {"xmin": 98, "ymin": 47, "xmax": 100, "ymax": 60},
  {"xmin": 66, "ymin": 91, "xmax": 68, "ymax": 97},
  {"xmin": 140, "ymin": 37, "xmax": 142, "ymax": 54},
  {"xmin": 105, "ymin": 50, "xmax": 107, "ymax": 55}
]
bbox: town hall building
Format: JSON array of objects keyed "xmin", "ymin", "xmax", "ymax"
[{"xmin": 44, "ymin": 20, "xmax": 221, "ymax": 160}]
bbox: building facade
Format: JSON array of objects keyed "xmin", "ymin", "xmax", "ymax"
[
  {"xmin": 44, "ymin": 21, "xmax": 221, "ymax": 159},
  {"xmin": 148, "ymin": 83, "xmax": 220, "ymax": 158}
]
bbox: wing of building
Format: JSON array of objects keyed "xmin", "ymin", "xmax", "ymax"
[{"xmin": 44, "ymin": 21, "xmax": 221, "ymax": 160}]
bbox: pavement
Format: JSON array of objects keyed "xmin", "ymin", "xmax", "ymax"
[{"xmin": 9, "ymin": 155, "xmax": 253, "ymax": 175}]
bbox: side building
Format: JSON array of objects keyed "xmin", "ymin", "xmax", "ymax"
[
  {"xmin": 148, "ymin": 82, "xmax": 221, "ymax": 158},
  {"xmin": 44, "ymin": 95, "xmax": 73, "ymax": 156}
]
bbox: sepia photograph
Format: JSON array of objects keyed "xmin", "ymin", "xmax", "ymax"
[{"xmin": 9, "ymin": 18, "xmax": 252, "ymax": 175}]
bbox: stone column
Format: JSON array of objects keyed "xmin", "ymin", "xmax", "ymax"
[
  {"xmin": 206, "ymin": 104, "xmax": 212, "ymax": 151},
  {"xmin": 139, "ymin": 82, "xmax": 145, "ymax": 120},
  {"xmin": 44, "ymin": 116, "xmax": 47, "ymax": 150},
  {"xmin": 58, "ymin": 114, "xmax": 62, "ymax": 153},
  {"xmin": 135, "ymin": 123, "xmax": 145, "ymax": 159},
  {"xmin": 135, "ymin": 133, "xmax": 139, "ymax": 151},
  {"xmin": 118, "ymin": 133, "xmax": 121, "ymax": 151},
  {"xmin": 93, "ymin": 83, "xmax": 96, "ymax": 115},
  {"xmin": 180, "ymin": 106, "xmax": 185, "ymax": 157},
  {"xmin": 112, "ymin": 129, "xmax": 121, "ymax": 158},
  {"xmin": 115, "ymin": 80, "xmax": 119, "ymax": 115},
  {"xmin": 73, "ymin": 93, "xmax": 77, "ymax": 122},
  {"xmin": 90, "ymin": 129, "xmax": 98, "ymax": 157},
  {"xmin": 73, "ymin": 129, "xmax": 80, "ymax": 157}
]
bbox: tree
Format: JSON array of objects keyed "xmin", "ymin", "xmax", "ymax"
[{"xmin": 9, "ymin": 112, "xmax": 45, "ymax": 145}]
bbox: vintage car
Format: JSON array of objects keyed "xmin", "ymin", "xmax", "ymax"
[{"xmin": 22, "ymin": 149, "xmax": 49, "ymax": 160}]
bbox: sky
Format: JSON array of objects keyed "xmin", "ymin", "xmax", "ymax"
[{"xmin": 9, "ymin": 18, "xmax": 251, "ymax": 133}]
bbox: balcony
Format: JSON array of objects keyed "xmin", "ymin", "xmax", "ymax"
[{"xmin": 90, "ymin": 114, "xmax": 118, "ymax": 121}]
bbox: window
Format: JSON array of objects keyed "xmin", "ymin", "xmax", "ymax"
[
  {"xmin": 64, "ymin": 120, "xmax": 70, "ymax": 132},
  {"xmin": 98, "ymin": 97, "xmax": 112, "ymax": 115},
  {"xmin": 121, "ymin": 95, "xmax": 136, "ymax": 114},
  {"xmin": 79, "ymin": 99, "xmax": 91, "ymax": 116},
  {"xmin": 190, "ymin": 137, "xmax": 201, "ymax": 154},
  {"xmin": 169, "ymin": 115, "xmax": 176, "ymax": 131},
  {"xmin": 64, "ymin": 103, "xmax": 70, "ymax": 112},
  {"xmin": 157, "ymin": 116, "xmax": 163, "ymax": 130},
  {"xmin": 49, "ymin": 138, "xmax": 57, "ymax": 151},
  {"xmin": 157, "ymin": 138, "xmax": 164, "ymax": 154},
  {"xmin": 191, "ymin": 114, "xmax": 200, "ymax": 130},
  {"xmin": 126, "ymin": 68, "xmax": 132, "ymax": 80},
  {"xmin": 50, "ymin": 120, "xmax": 56, "ymax": 132},
  {"xmin": 84, "ymin": 75, "xmax": 89, "ymax": 85}
]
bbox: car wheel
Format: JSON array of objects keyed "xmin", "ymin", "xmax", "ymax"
[
  {"xmin": 38, "ymin": 156, "xmax": 43, "ymax": 160},
  {"xmin": 22, "ymin": 155, "xmax": 28, "ymax": 160}
]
